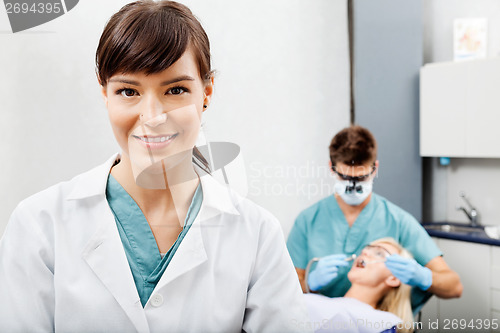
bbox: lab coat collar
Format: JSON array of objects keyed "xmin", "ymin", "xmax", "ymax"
[
  {"xmin": 67, "ymin": 153, "xmax": 241, "ymax": 217},
  {"xmin": 82, "ymin": 208, "xmax": 150, "ymax": 333},
  {"xmin": 197, "ymin": 169, "xmax": 241, "ymax": 217},
  {"xmin": 66, "ymin": 154, "xmax": 119, "ymax": 200}
]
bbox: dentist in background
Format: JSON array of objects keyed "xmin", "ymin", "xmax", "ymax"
[
  {"xmin": 0, "ymin": 1, "xmax": 309, "ymax": 332},
  {"xmin": 287, "ymin": 125, "xmax": 462, "ymax": 312}
]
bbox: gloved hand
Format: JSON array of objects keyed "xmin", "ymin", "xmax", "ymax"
[
  {"xmin": 385, "ymin": 254, "xmax": 433, "ymax": 291},
  {"xmin": 308, "ymin": 254, "xmax": 348, "ymax": 291}
]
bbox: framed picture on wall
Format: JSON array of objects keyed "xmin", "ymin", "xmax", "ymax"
[{"xmin": 454, "ymin": 18, "xmax": 488, "ymax": 61}]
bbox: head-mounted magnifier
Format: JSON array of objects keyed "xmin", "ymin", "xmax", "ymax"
[{"xmin": 331, "ymin": 164, "xmax": 376, "ymax": 194}]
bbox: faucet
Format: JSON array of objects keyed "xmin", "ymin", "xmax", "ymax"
[{"xmin": 456, "ymin": 191, "xmax": 480, "ymax": 227}]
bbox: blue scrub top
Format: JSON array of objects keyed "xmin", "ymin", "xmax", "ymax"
[
  {"xmin": 286, "ymin": 193, "xmax": 441, "ymax": 299},
  {"xmin": 106, "ymin": 174, "xmax": 203, "ymax": 307}
]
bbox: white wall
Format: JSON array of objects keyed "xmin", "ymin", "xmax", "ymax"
[
  {"xmin": 445, "ymin": 159, "xmax": 500, "ymax": 225},
  {"xmin": 423, "ymin": 0, "xmax": 500, "ymax": 226},
  {"xmin": 0, "ymin": 0, "xmax": 349, "ymax": 237}
]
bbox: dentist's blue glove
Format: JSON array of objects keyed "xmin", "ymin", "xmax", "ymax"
[
  {"xmin": 308, "ymin": 254, "xmax": 348, "ymax": 291},
  {"xmin": 385, "ymin": 254, "xmax": 433, "ymax": 291}
]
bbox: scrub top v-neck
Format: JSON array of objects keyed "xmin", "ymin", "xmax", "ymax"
[{"xmin": 106, "ymin": 173, "xmax": 203, "ymax": 307}]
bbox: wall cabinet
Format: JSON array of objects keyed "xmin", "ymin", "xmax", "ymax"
[
  {"xmin": 421, "ymin": 238, "xmax": 498, "ymax": 332},
  {"xmin": 420, "ymin": 58, "xmax": 500, "ymax": 158}
]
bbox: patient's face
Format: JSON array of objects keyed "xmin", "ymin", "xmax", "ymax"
[{"xmin": 347, "ymin": 242, "xmax": 399, "ymax": 287}]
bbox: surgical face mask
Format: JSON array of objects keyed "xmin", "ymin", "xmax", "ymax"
[{"xmin": 334, "ymin": 179, "xmax": 373, "ymax": 206}]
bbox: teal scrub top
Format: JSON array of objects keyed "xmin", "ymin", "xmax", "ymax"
[
  {"xmin": 286, "ymin": 193, "xmax": 442, "ymax": 299},
  {"xmin": 106, "ymin": 174, "xmax": 203, "ymax": 307}
]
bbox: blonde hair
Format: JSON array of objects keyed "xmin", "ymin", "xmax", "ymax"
[{"xmin": 370, "ymin": 237, "xmax": 414, "ymax": 333}]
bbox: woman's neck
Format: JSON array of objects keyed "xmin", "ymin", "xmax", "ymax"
[
  {"xmin": 344, "ymin": 284, "xmax": 386, "ymax": 309},
  {"xmin": 111, "ymin": 153, "xmax": 200, "ymax": 227}
]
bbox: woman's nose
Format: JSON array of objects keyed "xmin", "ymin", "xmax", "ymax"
[
  {"xmin": 360, "ymin": 248, "xmax": 371, "ymax": 257},
  {"xmin": 141, "ymin": 96, "xmax": 167, "ymax": 127},
  {"xmin": 143, "ymin": 113, "xmax": 167, "ymax": 128}
]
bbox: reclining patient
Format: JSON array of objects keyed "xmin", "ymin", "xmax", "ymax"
[{"xmin": 304, "ymin": 238, "xmax": 414, "ymax": 333}]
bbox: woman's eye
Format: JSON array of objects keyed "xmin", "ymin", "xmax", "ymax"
[
  {"xmin": 168, "ymin": 87, "xmax": 186, "ymax": 95},
  {"xmin": 117, "ymin": 88, "xmax": 137, "ymax": 97}
]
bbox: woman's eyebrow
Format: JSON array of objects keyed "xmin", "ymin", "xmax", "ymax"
[
  {"xmin": 108, "ymin": 76, "xmax": 195, "ymax": 86},
  {"xmin": 160, "ymin": 75, "xmax": 195, "ymax": 86},
  {"xmin": 108, "ymin": 78, "xmax": 140, "ymax": 85}
]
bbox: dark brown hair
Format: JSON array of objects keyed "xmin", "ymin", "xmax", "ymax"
[
  {"xmin": 329, "ymin": 125, "xmax": 377, "ymax": 166},
  {"xmin": 95, "ymin": 0, "xmax": 212, "ymax": 173}
]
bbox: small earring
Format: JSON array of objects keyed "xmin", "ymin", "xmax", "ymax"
[{"xmin": 203, "ymin": 105, "xmax": 207, "ymax": 109}]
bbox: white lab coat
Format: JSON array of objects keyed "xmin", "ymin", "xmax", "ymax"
[{"xmin": 0, "ymin": 154, "xmax": 311, "ymax": 333}]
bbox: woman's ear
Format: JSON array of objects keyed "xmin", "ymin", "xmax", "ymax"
[
  {"xmin": 101, "ymin": 85, "xmax": 108, "ymax": 108},
  {"xmin": 203, "ymin": 77, "xmax": 214, "ymax": 109},
  {"xmin": 385, "ymin": 275, "xmax": 401, "ymax": 288}
]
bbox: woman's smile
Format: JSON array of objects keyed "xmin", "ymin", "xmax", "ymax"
[{"xmin": 132, "ymin": 133, "xmax": 179, "ymax": 150}]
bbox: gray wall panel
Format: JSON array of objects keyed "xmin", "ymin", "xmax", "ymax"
[{"xmin": 354, "ymin": 0, "xmax": 423, "ymax": 220}]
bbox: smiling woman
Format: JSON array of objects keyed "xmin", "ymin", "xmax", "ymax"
[
  {"xmin": 0, "ymin": 1, "xmax": 310, "ymax": 332},
  {"xmin": 96, "ymin": 0, "xmax": 214, "ymax": 176}
]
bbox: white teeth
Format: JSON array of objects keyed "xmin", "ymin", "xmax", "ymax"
[{"xmin": 137, "ymin": 135, "xmax": 175, "ymax": 143}]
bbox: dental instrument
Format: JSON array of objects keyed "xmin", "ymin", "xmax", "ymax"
[
  {"xmin": 358, "ymin": 259, "xmax": 386, "ymax": 267},
  {"xmin": 344, "ymin": 254, "xmax": 357, "ymax": 261}
]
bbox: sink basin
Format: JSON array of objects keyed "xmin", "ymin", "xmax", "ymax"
[
  {"xmin": 423, "ymin": 223, "xmax": 500, "ymax": 243},
  {"xmin": 485, "ymin": 226, "xmax": 500, "ymax": 239},
  {"xmin": 424, "ymin": 224, "xmax": 484, "ymax": 233}
]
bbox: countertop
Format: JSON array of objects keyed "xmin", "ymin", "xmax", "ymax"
[{"xmin": 422, "ymin": 222, "xmax": 500, "ymax": 247}]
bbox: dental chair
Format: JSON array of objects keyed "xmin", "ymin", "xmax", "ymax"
[
  {"xmin": 411, "ymin": 287, "xmax": 433, "ymax": 315},
  {"xmin": 411, "ymin": 288, "xmax": 433, "ymax": 331}
]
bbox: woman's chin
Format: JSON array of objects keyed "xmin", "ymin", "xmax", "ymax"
[{"xmin": 347, "ymin": 270, "xmax": 357, "ymax": 283}]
